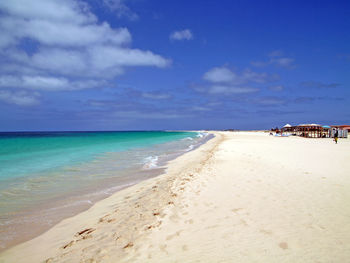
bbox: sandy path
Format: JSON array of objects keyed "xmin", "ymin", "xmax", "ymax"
[{"xmin": 1, "ymin": 132, "xmax": 349, "ymax": 263}]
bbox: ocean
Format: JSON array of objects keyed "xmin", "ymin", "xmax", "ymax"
[{"xmin": 0, "ymin": 131, "xmax": 211, "ymax": 250}]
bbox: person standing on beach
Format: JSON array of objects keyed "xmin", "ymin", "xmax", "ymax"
[{"xmin": 334, "ymin": 129, "xmax": 339, "ymax": 144}]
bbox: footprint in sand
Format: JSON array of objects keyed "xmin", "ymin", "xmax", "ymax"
[
  {"xmin": 159, "ymin": 244, "xmax": 168, "ymax": 254},
  {"xmin": 240, "ymin": 219, "xmax": 248, "ymax": 226},
  {"xmin": 279, "ymin": 242, "xmax": 288, "ymax": 250},
  {"xmin": 166, "ymin": 230, "xmax": 183, "ymax": 240}
]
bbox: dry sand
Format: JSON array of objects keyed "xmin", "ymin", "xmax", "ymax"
[{"xmin": 1, "ymin": 131, "xmax": 350, "ymax": 263}]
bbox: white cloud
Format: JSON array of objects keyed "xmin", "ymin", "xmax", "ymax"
[
  {"xmin": 203, "ymin": 67, "xmax": 277, "ymax": 85},
  {"xmin": 170, "ymin": 29, "xmax": 193, "ymax": 41},
  {"xmin": 0, "ymin": 0, "xmax": 170, "ymax": 100},
  {"xmin": 270, "ymin": 57, "xmax": 295, "ymax": 68},
  {"xmin": 0, "ymin": 0, "xmax": 96, "ymax": 25},
  {"xmin": 0, "ymin": 16, "xmax": 131, "ymax": 47},
  {"xmin": 103, "ymin": 0, "xmax": 139, "ymax": 21},
  {"xmin": 88, "ymin": 46, "xmax": 170, "ymax": 69},
  {"xmin": 0, "ymin": 89, "xmax": 40, "ymax": 106},
  {"xmin": 4, "ymin": 45, "xmax": 170, "ymax": 79},
  {"xmin": 198, "ymin": 66, "xmax": 280, "ymax": 95},
  {"xmin": 0, "ymin": 75, "xmax": 104, "ymax": 91},
  {"xmin": 0, "ymin": 0, "xmax": 104, "ymax": 49},
  {"xmin": 0, "ymin": 33, "xmax": 16, "ymax": 49},
  {"xmin": 252, "ymin": 50, "xmax": 295, "ymax": 69},
  {"xmin": 142, "ymin": 92, "xmax": 171, "ymax": 100},
  {"xmin": 241, "ymin": 69, "xmax": 276, "ymax": 83},
  {"xmin": 30, "ymin": 48, "xmax": 87, "ymax": 75},
  {"xmin": 203, "ymin": 67, "xmax": 238, "ymax": 83},
  {"xmin": 208, "ymin": 85, "xmax": 259, "ymax": 94},
  {"xmin": 1, "ymin": 62, "xmax": 42, "ymax": 76}
]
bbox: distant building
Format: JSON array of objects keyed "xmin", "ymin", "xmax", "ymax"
[
  {"xmin": 280, "ymin": 123, "xmax": 348, "ymax": 138},
  {"xmin": 331, "ymin": 125, "xmax": 350, "ymax": 132},
  {"xmin": 331, "ymin": 125, "xmax": 349, "ymax": 138},
  {"xmin": 294, "ymin": 124, "xmax": 323, "ymax": 138}
]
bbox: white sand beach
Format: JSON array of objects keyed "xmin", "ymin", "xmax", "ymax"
[{"xmin": 1, "ymin": 131, "xmax": 350, "ymax": 263}]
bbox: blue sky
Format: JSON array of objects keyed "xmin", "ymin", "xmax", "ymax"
[{"xmin": 0, "ymin": 0, "xmax": 349, "ymax": 131}]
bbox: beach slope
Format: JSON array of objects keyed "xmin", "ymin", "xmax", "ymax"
[{"xmin": 1, "ymin": 132, "xmax": 350, "ymax": 262}]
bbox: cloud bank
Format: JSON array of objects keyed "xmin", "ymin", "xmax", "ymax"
[
  {"xmin": 251, "ymin": 50, "xmax": 295, "ymax": 69},
  {"xmin": 0, "ymin": 0, "xmax": 170, "ymax": 105},
  {"xmin": 198, "ymin": 66, "xmax": 279, "ymax": 95}
]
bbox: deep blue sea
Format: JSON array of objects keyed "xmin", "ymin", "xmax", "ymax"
[{"xmin": 0, "ymin": 131, "xmax": 210, "ymax": 250}]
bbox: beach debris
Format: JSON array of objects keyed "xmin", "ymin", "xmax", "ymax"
[
  {"xmin": 77, "ymin": 228, "xmax": 95, "ymax": 236},
  {"xmin": 123, "ymin": 242, "xmax": 134, "ymax": 249},
  {"xmin": 62, "ymin": 240, "xmax": 74, "ymax": 249}
]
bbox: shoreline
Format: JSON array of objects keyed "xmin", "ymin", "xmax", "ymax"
[
  {"xmin": 0, "ymin": 131, "xmax": 211, "ymax": 252},
  {"xmin": 0, "ymin": 132, "xmax": 220, "ymax": 262},
  {"xmin": 1, "ymin": 131, "xmax": 350, "ymax": 262}
]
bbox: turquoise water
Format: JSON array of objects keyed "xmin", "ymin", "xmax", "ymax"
[
  {"xmin": 0, "ymin": 131, "xmax": 210, "ymax": 250},
  {"xmin": 0, "ymin": 131, "xmax": 196, "ymax": 181}
]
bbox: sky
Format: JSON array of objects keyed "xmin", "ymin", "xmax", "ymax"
[{"xmin": 0, "ymin": 0, "xmax": 349, "ymax": 131}]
